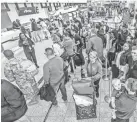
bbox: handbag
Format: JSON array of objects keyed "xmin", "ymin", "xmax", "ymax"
[
  {"xmin": 72, "ymin": 78, "xmax": 94, "ymax": 95},
  {"xmin": 39, "ymin": 84, "xmax": 56, "ymax": 102}
]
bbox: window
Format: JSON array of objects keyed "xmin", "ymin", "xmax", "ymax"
[
  {"xmin": 25, "ymin": 3, "xmax": 32, "ymax": 7},
  {"xmin": 31, "ymin": 3, "xmax": 34, "ymax": 7},
  {"xmin": 2, "ymin": 3, "xmax": 10, "ymax": 11},
  {"xmin": 15, "ymin": 3, "xmax": 19, "ymax": 10},
  {"xmin": 24, "ymin": 3, "xmax": 27, "ymax": 7}
]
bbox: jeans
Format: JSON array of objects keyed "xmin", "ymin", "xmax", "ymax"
[
  {"xmin": 52, "ymin": 81, "xmax": 67, "ymax": 103},
  {"xmin": 67, "ymin": 55, "xmax": 75, "ymax": 72},
  {"xmin": 25, "ymin": 48, "xmax": 38, "ymax": 66}
]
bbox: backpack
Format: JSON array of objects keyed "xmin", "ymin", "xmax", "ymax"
[{"xmin": 74, "ymin": 54, "xmax": 82, "ymax": 66}]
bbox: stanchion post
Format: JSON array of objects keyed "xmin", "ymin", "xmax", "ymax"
[
  {"xmin": 109, "ymin": 70, "xmax": 112, "ymax": 97},
  {"xmin": 103, "ymin": 54, "xmax": 109, "ymax": 81},
  {"xmin": 71, "ymin": 57, "xmax": 76, "ymax": 77}
]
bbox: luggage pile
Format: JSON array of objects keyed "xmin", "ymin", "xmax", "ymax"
[{"xmin": 72, "ymin": 78, "xmax": 97, "ymax": 120}]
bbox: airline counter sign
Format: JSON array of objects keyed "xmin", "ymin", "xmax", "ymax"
[{"xmin": 17, "ymin": 7, "xmax": 39, "ymax": 16}]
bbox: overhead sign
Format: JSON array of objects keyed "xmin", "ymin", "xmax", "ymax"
[{"xmin": 17, "ymin": 7, "xmax": 39, "ymax": 16}]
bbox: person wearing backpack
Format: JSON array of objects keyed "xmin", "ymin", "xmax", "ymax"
[
  {"xmin": 62, "ymin": 31, "xmax": 75, "ymax": 73},
  {"xmin": 71, "ymin": 27, "xmax": 85, "ymax": 77},
  {"xmin": 3, "ymin": 50, "xmax": 39, "ymax": 106}
]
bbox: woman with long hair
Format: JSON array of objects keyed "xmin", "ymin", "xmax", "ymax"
[
  {"xmin": 115, "ymin": 42, "xmax": 132, "ymax": 80},
  {"xmin": 19, "ymin": 33, "xmax": 39, "ymax": 68}
]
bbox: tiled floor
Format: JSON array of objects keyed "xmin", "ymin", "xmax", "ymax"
[
  {"xmin": 8, "ymin": 40, "xmax": 136, "ymax": 122},
  {"xmin": 45, "ymin": 66, "xmax": 137, "ymax": 122}
]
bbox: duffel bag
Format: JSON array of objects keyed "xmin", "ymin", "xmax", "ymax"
[
  {"xmin": 39, "ymin": 84, "xmax": 56, "ymax": 102},
  {"xmin": 72, "ymin": 78, "xmax": 94, "ymax": 95}
]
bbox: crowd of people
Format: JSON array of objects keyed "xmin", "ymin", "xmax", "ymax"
[{"xmin": 1, "ymin": 3, "xmax": 137, "ymax": 122}]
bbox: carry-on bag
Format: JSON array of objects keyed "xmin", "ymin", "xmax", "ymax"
[
  {"xmin": 72, "ymin": 78, "xmax": 94, "ymax": 95},
  {"xmin": 73, "ymin": 94, "xmax": 97, "ymax": 120}
]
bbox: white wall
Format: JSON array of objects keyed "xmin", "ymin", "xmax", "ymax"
[{"xmin": 7, "ymin": 3, "xmax": 49, "ymax": 24}]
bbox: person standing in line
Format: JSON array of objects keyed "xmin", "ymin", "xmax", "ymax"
[
  {"xmin": 43, "ymin": 48, "xmax": 67, "ymax": 105},
  {"xmin": 30, "ymin": 18, "xmax": 42, "ymax": 42},
  {"xmin": 86, "ymin": 28, "xmax": 104, "ymax": 61},
  {"xmin": 127, "ymin": 46, "xmax": 137, "ymax": 79},
  {"xmin": 49, "ymin": 27, "xmax": 61, "ymax": 43},
  {"xmin": 62, "ymin": 31, "xmax": 75, "ymax": 73},
  {"xmin": 71, "ymin": 27, "xmax": 85, "ymax": 77},
  {"xmin": 20, "ymin": 26, "xmax": 32, "ymax": 39},
  {"xmin": 85, "ymin": 51, "xmax": 102, "ymax": 98},
  {"xmin": 3, "ymin": 50, "xmax": 39, "ymax": 106},
  {"xmin": 19, "ymin": 33, "xmax": 39, "ymax": 68}
]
